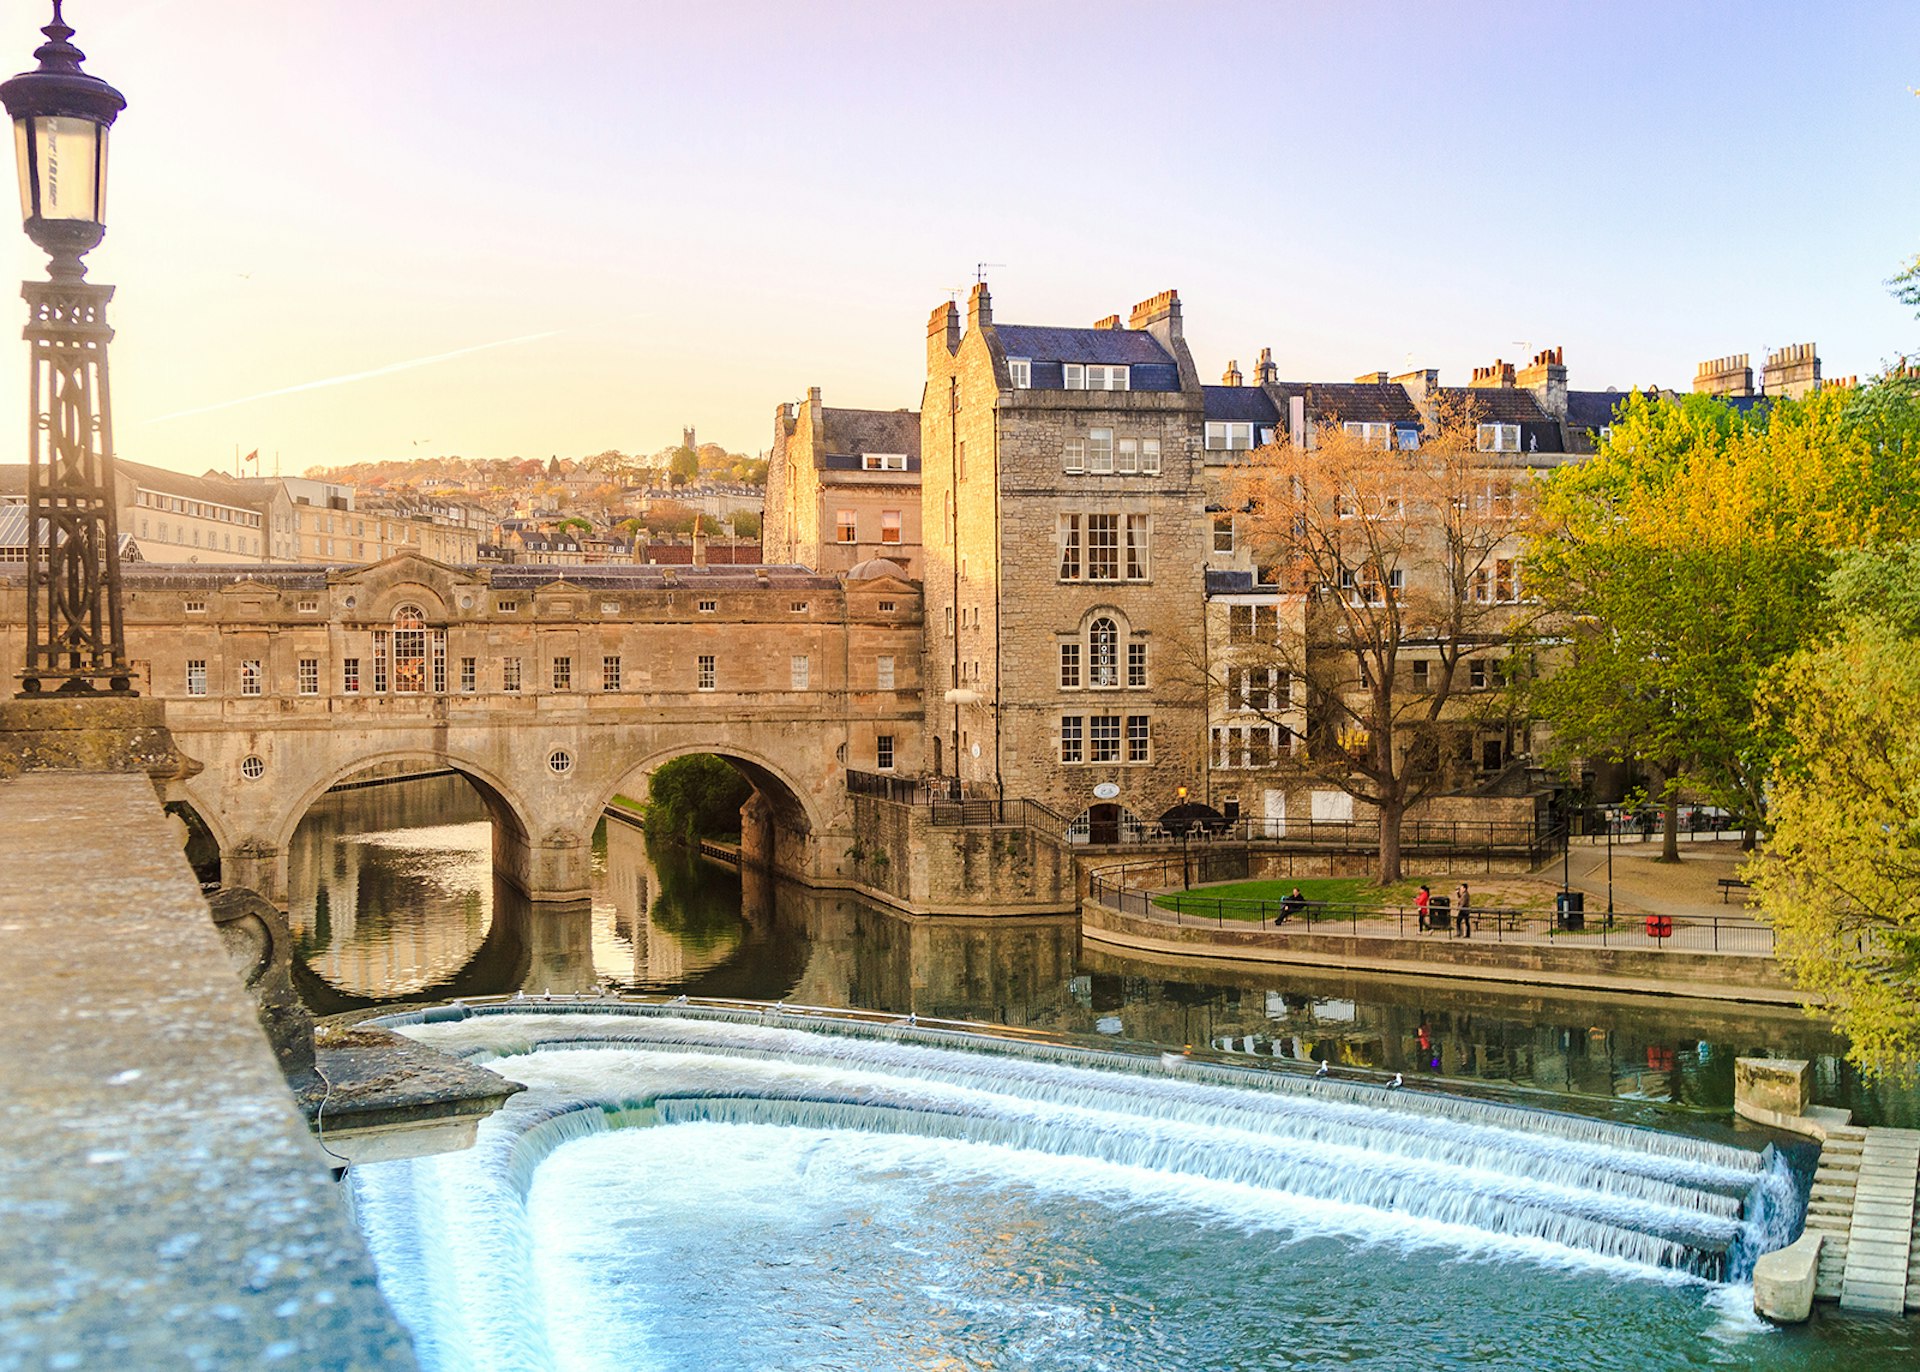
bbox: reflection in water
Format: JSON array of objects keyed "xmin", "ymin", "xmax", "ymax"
[{"xmin": 288, "ymin": 776, "xmax": 1916, "ymax": 1126}]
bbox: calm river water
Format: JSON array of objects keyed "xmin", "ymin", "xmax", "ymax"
[
  {"xmin": 300, "ymin": 776, "xmax": 1920, "ymax": 1368},
  {"xmin": 288, "ymin": 774, "xmax": 1916, "ymax": 1130}
]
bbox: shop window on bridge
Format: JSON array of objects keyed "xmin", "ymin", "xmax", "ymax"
[
  {"xmin": 185, "ymin": 659, "xmax": 207, "ymax": 696},
  {"xmin": 240, "ymin": 660, "xmax": 263, "ymax": 696},
  {"xmin": 876, "ymin": 734, "xmax": 895, "ymax": 770},
  {"xmin": 461, "ymin": 657, "xmax": 477, "ymax": 692},
  {"xmin": 297, "ymin": 658, "xmax": 319, "ymax": 695},
  {"xmin": 553, "ymin": 656, "xmax": 573, "ymax": 691},
  {"xmin": 503, "ymin": 658, "xmax": 522, "ymax": 693},
  {"xmin": 342, "ymin": 657, "xmax": 360, "ymax": 694},
  {"xmin": 602, "ymin": 655, "xmax": 621, "ymax": 691}
]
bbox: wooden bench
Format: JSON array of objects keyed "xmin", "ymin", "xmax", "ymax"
[{"xmin": 1718, "ymin": 877, "xmax": 1751, "ymax": 903}]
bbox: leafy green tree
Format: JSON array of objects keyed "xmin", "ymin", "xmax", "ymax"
[
  {"xmin": 730, "ymin": 511, "xmax": 761, "ymax": 540},
  {"xmin": 1751, "ymin": 597, "xmax": 1920, "ymax": 1076},
  {"xmin": 1525, "ymin": 386, "xmax": 1920, "ymax": 856},
  {"xmin": 669, "ymin": 446, "xmax": 700, "ymax": 487},
  {"xmin": 645, "ymin": 755, "xmax": 752, "ymax": 840}
]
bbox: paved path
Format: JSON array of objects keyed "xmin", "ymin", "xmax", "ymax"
[{"xmin": 1558, "ymin": 834, "xmax": 1756, "ymax": 921}]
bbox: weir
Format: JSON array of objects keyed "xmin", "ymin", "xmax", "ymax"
[{"xmin": 347, "ymin": 1003, "xmax": 1805, "ymax": 1368}]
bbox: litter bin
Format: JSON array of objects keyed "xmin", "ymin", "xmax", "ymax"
[
  {"xmin": 1423, "ymin": 894, "xmax": 1451, "ymax": 932},
  {"xmin": 1555, "ymin": 890, "xmax": 1585, "ymax": 931}
]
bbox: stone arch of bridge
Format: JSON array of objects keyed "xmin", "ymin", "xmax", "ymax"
[
  {"xmin": 593, "ymin": 742, "xmax": 833, "ymax": 872},
  {"xmin": 271, "ymin": 748, "xmax": 537, "ymax": 857},
  {"xmin": 253, "ymin": 747, "xmax": 553, "ymax": 904}
]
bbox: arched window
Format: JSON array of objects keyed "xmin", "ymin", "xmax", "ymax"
[
  {"xmin": 1089, "ymin": 617, "xmax": 1119, "ymax": 688},
  {"xmin": 371, "ymin": 602, "xmax": 447, "ymax": 695},
  {"xmin": 392, "ymin": 604, "xmax": 427, "ymax": 693}
]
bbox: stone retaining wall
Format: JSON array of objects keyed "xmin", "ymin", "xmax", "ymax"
[{"xmin": 1081, "ymin": 895, "xmax": 1797, "ymax": 1003}]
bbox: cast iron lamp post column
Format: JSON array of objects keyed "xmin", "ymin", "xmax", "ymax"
[{"xmin": 3, "ymin": 1, "xmax": 129, "ymax": 695}]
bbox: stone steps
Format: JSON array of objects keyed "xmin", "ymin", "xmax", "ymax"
[{"xmin": 1839, "ymin": 1127, "xmax": 1920, "ymax": 1313}]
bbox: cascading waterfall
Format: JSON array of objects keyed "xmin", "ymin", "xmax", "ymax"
[{"xmin": 350, "ymin": 1004, "xmax": 1808, "ymax": 1372}]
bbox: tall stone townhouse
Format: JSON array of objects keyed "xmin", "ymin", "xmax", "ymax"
[{"xmin": 765, "ymin": 285, "xmax": 1831, "ymax": 839}]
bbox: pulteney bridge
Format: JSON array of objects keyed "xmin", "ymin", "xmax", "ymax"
[{"xmin": 0, "ymin": 554, "xmax": 924, "ymax": 903}]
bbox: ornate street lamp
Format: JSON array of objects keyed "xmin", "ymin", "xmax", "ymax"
[{"xmin": 2, "ymin": 1, "xmax": 129, "ymax": 693}]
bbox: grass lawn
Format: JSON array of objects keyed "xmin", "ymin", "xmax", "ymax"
[{"xmin": 1153, "ymin": 877, "xmax": 1429, "ymax": 920}]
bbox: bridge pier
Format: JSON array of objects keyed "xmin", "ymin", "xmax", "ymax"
[
  {"xmin": 494, "ymin": 826, "xmax": 594, "ymax": 905},
  {"xmin": 223, "ymin": 838, "xmax": 287, "ymax": 906}
]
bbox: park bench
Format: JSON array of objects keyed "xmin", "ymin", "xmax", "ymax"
[{"xmin": 1718, "ymin": 876, "xmax": 1751, "ymax": 903}]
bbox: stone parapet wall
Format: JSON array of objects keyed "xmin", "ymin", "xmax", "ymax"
[
  {"xmin": 0, "ymin": 770, "xmax": 413, "ymax": 1366},
  {"xmin": 848, "ymin": 794, "xmax": 1076, "ymax": 915}
]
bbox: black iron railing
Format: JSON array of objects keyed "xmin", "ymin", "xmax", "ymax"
[{"xmin": 1084, "ymin": 855, "xmax": 1775, "ymax": 955}]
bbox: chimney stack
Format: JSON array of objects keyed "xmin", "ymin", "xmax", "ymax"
[
  {"xmin": 1255, "ymin": 347, "xmax": 1277, "ymax": 386},
  {"xmin": 1692, "ymin": 353, "xmax": 1754, "ymax": 398},
  {"xmin": 1353, "ymin": 371, "xmax": 1389, "ymax": 385},
  {"xmin": 1092, "ymin": 313, "xmax": 1121, "ymax": 330},
  {"xmin": 967, "ymin": 281, "xmax": 993, "ymax": 331},
  {"xmin": 1222, "ymin": 359, "xmax": 1242, "ymax": 386},
  {"xmin": 1470, "ymin": 360, "xmax": 1517, "ymax": 389},
  {"xmin": 1516, "ymin": 346, "xmax": 1568, "ymax": 420},
  {"xmin": 692, "ymin": 515, "xmax": 707, "ymax": 567},
  {"xmin": 928, "ymin": 300, "xmax": 961, "ymax": 362},
  {"xmin": 1393, "ymin": 368, "xmax": 1438, "ymax": 404},
  {"xmin": 1127, "ymin": 288, "xmax": 1183, "ymax": 346},
  {"xmin": 1761, "ymin": 341, "xmax": 1821, "ymax": 400}
]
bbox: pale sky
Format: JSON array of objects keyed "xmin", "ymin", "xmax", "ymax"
[{"xmin": 3, "ymin": 0, "xmax": 1915, "ymax": 476}]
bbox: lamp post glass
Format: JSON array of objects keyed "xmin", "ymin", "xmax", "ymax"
[
  {"xmin": 15, "ymin": 112, "xmax": 106, "ymax": 222},
  {"xmin": 2, "ymin": 1, "xmax": 124, "ymax": 279}
]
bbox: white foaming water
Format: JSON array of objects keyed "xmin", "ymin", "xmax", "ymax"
[{"xmin": 352, "ymin": 1007, "xmax": 1804, "ymax": 1371}]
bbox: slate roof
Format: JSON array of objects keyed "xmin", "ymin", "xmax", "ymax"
[
  {"xmin": 118, "ymin": 565, "xmax": 331, "ymax": 588},
  {"xmin": 490, "ymin": 564, "xmax": 837, "ymax": 590},
  {"xmin": 120, "ymin": 459, "xmax": 269, "ymax": 511},
  {"xmin": 1430, "ymin": 386, "xmax": 1554, "ymax": 424},
  {"xmin": 993, "ymin": 324, "xmax": 1175, "ymax": 368},
  {"xmin": 1272, "ymin": 382, "xmax": 1422, "ymax": 426},
  {"xmin": 821, "ymin": 407, "xmax": 921, "ymax": 460},
  {"xmin": 1201, "ymin": 386, "xmax": 1281, "ymax": 423},
  {"xmin": 1565, "ymin": 389, "xmax": 1631, "ymax": 436}
]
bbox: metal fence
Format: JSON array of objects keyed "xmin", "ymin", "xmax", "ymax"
[
  {"xmin": 1085, "ymin": 855, "xmax": 1775, "ymax": 956},
  {"xmin": 848, "ymin": 771, "xmax": 1557, "ymax": 862}
]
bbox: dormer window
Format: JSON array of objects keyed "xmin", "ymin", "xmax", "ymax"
[
  {"xmin": 1343, "ymin": 421, "xmax": 1391, "ymax": 449},
  {"xmin": 861, "ymin": 453, "xmax": 907, "ymax": 471},
  {"xmin": 1395, "ymin": 426, "xmax": 1421, "ymax": 450},
  {"xmin": 1206, "ymin": 422, "xmax": 1254, "ymax": 451},
  {"xmin": 1008, "ymin": 358, "xmax": 1031, "ymax": 389},
  {"xmin": 1064, "ymin": 364, "xmax": 1130, "ymax": 391},
  {"xmin": 1477, "ymin": 423, "xmax": 1521, "ymax": 453}
]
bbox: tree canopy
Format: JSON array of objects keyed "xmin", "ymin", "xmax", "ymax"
[
  {"xmin": 1750, "ymin": 587, "xmax": 1920, "ymax": 1076},
  {"xmin": 1523, "ymin": 384, "xmax": 1920, "ymax": 850},
  {"xmin": 645, "ymin": 754, "xmax": 753, "ymax": 840},
  {"xmin": 1226, "ymin": 399, "xmax": 1527, "ymax": 882}
]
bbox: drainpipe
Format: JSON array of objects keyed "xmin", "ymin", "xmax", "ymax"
[
  {"xmin": 992, "ymin": 409, "xmax": 1004, "ymax": 804},
  {"xmin": 949, "ymin": 375, "xmax": 961, "ymax": 788}
]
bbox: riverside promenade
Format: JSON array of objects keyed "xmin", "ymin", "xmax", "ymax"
[{"xmin": 1082, "ymin": 836, "xmax": 1799, "ymax": 1006}]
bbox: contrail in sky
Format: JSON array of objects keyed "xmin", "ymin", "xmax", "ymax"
[{"xmin": 146, "ymin": 330, "xmax": 561, "ymax": 423}]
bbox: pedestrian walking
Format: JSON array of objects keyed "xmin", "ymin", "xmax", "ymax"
[
  {"xmin": 1415, "ymin": 883, "xmax": 1432, "ymax": 931},
  {"xmin": 1454, "ymin": 882, "xmax": 1472, "ymax": 939}
]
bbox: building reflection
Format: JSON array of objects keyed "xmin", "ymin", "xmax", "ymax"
[{"xmin": 286, "ymin": 775, "xmax": 1911, "ymax": 1127}]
